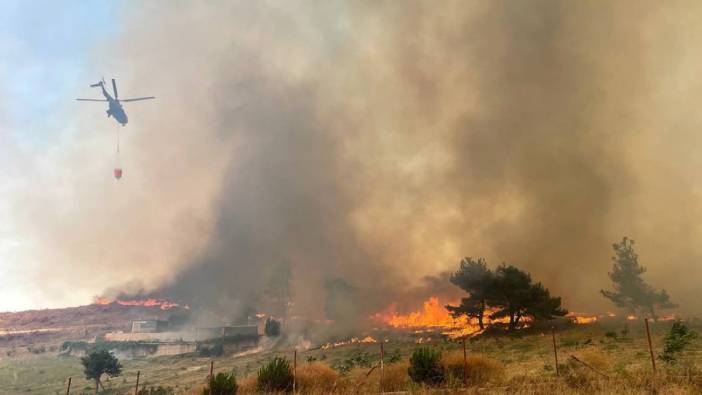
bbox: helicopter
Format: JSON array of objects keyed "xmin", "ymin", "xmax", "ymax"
[{"xmin": 76, "ymin": 78, "xmax": 154, "ymax": 126}]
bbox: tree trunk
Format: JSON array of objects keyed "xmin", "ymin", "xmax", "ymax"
[
  {"xmin": 478, "ymin": 299, "xmax": 485, "ymax": 330},
  {"xmin": 514, "ymin": 313, "xmax": 522, "ymax": 328},
  {"xmin": 508, "ymin": 311, "xmax": 515, "ymax": 331},
  {"xmin": 94, "ymin": 379, "xmax": 99, "ymax": 395}
]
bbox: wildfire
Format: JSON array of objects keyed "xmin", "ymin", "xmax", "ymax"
[
  {"xmin": 567, "ymin": 312, "xmax": 598, "ymax": 325},
  {"xmin": 321, "ymin": 336, "xmax": 378, "ymax": 350},
  {"xmin": 94, "ymin": 297, "xmax": 184, "ymax": 310},
  {"xmin": 372, "ymin": 296, "xmax": 512, "ymax": 338}
]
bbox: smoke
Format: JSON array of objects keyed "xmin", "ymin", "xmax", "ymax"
[{"xmin": 8, "ymin": 1, "xmax": 702, "ymax": 317}]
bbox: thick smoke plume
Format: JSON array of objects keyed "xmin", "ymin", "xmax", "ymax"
[{"xmin": 10, "ymin": 1, "xmax": 702, "ymax": 318}]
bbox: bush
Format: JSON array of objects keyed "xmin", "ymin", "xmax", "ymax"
[
  {"xmin": 264, "ymin": 318, "xmax": 281, "ymax": 337},
  {"xmin": 660, "ymin": 320, "xmax": 697, "ymax": 364},
  {"xmin": 408, "ymin": 347, "xmax": 444, "ymax": 386},
  {"xmin": 296, "ymin": 362, "xmax": 341, "ymax": 392},
  {"xmin": 257, "ymin": 357, "xmax": 294, "ymax": 392},
  {"xmin": 441, "ymin": 351, "xmax": 504, "ymax": 386},
  {"xmin": 203, "ymin": 372, "xmax": 237, "ymax": 395}
]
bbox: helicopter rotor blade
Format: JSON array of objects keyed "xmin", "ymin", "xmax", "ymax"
[
  {"xmin": 120, "ymin": 96, "xmax": 155, "ymax": 102},
  {"xmin": 112, "ymin": 79, "xmax": 118, "ymax": 99},
  {"xmin": 76, "ymin": 98, "xmax": 108, "ymax": 102}
]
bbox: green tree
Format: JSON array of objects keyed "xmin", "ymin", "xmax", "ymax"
[
  {"xmin": 80, "ymin": 349, "xmax": 122, "ymax": 394},
  {"xmin": 601, "ymin": 237, "xmax": 676, "ymax": 318},
  {"xmin": 446, "ymin": 257, "xmax": 494, "ymax": 330},
  {"xmin": 525, "ymin": 282, "xmax": 567, "ymax": 321},
  {"xmin": 490, "ymin": 265, "xmax": 567, "ymax": 330},
  {"xmin": 660, "ymin": 320, "xmax": 697, "ymax": 364}
]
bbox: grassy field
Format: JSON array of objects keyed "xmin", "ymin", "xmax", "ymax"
[{"xmin": 1, "ymin": 319, "xmax": 701, "ymax": 394}]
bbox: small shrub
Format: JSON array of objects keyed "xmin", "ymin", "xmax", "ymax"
[
  {"xmin": 441, "ymin": 351, "xmax": 504, "ymax": 386},
  {"xmin": 257, "ymin": 357, "xmax": 294, "ymax": 392},
  {"xmin": 264, "ymin": 318, "xmax": 281, "ymax": 337},
  {"xmin": 387, "ymin": 348, "xmax": 402, "ymax": 364},
  {"xmin": 660, "ymin": 320, "xmax": 697, "ymax": 364},
  {"xmin": 604, "ymin": 331, "xmax": 618, "ymax": 340},
  {"xmin": 408, "ymin": 346, "xmax": 444, "ymax": 386},
  {"xmin": 203, "ymin": 372, "xmax": 237, "ymax": 395}
]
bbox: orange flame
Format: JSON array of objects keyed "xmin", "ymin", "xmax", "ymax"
[
  {"xmin": 567, "ymin": 312, "xmax": 598, "ymax": 324},
  {"xmin": 372, "ymin": 296, "xmax": 516, "ymax": 338},
  {"xmin": 94, "ymin": 297, "xmax": 184, "ymax": 310},
  {"xmin": 321, "ymin": 336, "xmax": 377, "ymax": 350}
]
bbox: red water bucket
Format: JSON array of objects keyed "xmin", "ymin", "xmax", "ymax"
[{"xmin": 114, "ymin": 168, "xmax": 123, "ymax": 180}]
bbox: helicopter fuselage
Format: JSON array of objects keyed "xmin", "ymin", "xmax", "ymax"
[{"xmin": 101, "ymin": 85, "xmax": 128, "ymax": 126}]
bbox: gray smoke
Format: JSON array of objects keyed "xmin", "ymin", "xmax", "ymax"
[{"xmin": 11, "ymin": 1, "xmax": 702, "ymax": 318}]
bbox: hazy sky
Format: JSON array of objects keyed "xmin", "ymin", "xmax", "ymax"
[{"xmin": 0, "ymin": 1, "xmax": 120, "ymax": 310}]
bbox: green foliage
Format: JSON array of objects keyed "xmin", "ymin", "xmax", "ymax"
[
  {"xmin": 264, "ymin": 317, "xmax": 281, "ymax": 337},
  {"xmin": 80, "ymin": 349, "xmax": 122, "ymax": 389},
  {"xmin": 257, "ymin": 357, "xmax": 294, "ymax": 392},
  {"xmin": 137, "ymin": 386, "xmax": 174, "ymax": 395},
  {"xmin": 447, "ymin": 257, "xmax": 494, "ymax": 330},
  {"xmin": 408, "ymin": 346, "xmax": 444, "ymax": 386},
  {"xmin": 387, "ymin": 348, "xmax": 402, "ymax": 364},
  {"xmin": 448, "ymin": 258, "xmax": 567, "ymax": 331},
  {"xmin": 203, "ymin": 372, "xmax": 237, "ymax": 395},
  {"xmin": 660, "ymin": 320, "xmax": 697, "ymax": 364},
  {"xmin": 198, "ymin": 343, "xmax": 224, "ymax": 357},
  {"xmin": 601, "ymin": 237, "xmax": 676, "ymax": 317},
  {"xmin": 490, "ymin": 265, "xmax": 567, "ymax": 330},
  {"xmin": 332, "ymin": 349, "xmax": 373, "ymax": 374}
]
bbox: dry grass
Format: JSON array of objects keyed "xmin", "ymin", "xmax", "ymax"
[
  {"xmin": 441, "ymin": 351, "xmax": 505, "ymax": 386},
  {"xmin": 237, "ymin": 374, "xmax": 258, "ymax": 394},
  {"xmin": 296, "ymin": 362, "xmax": 342, "ymax": 392}
]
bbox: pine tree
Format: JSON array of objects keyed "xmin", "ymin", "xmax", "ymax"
[
  {"xmin": 81, "ymin": 349, "xmax": 122, "ymax": 394},
  {"xmin": 446, "ymin": 257, "xmax": 494, "ymax": 330},
  {"xmin": 601, "ymin": 237, "xmax": 676, "ymax": 318}
]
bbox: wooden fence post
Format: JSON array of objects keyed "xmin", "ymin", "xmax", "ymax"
[
  {"xmin": 380, "ymin": 341, "xmax": 385, "ymax": 390},
  {"xmin": 462, "ymin": 337, "xmax": 468, "ymax": 385},
  {"xmin": 645, "ymin": 318, "xmax": 657, "ymax": 374},
  {"xmin": 293, "ymin": 349, "xmax": 297, "ymax": 394},
  {"xmin": 65, "ymin": 377, "xmax": 71, "ymax": 395},
  {"xmin": 552, "ymin": 327, "xmax": 559, "ymax": 377},
  {"xmin": 134, "ymin": 371, "xmax": 140, "ymax": 395}
]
